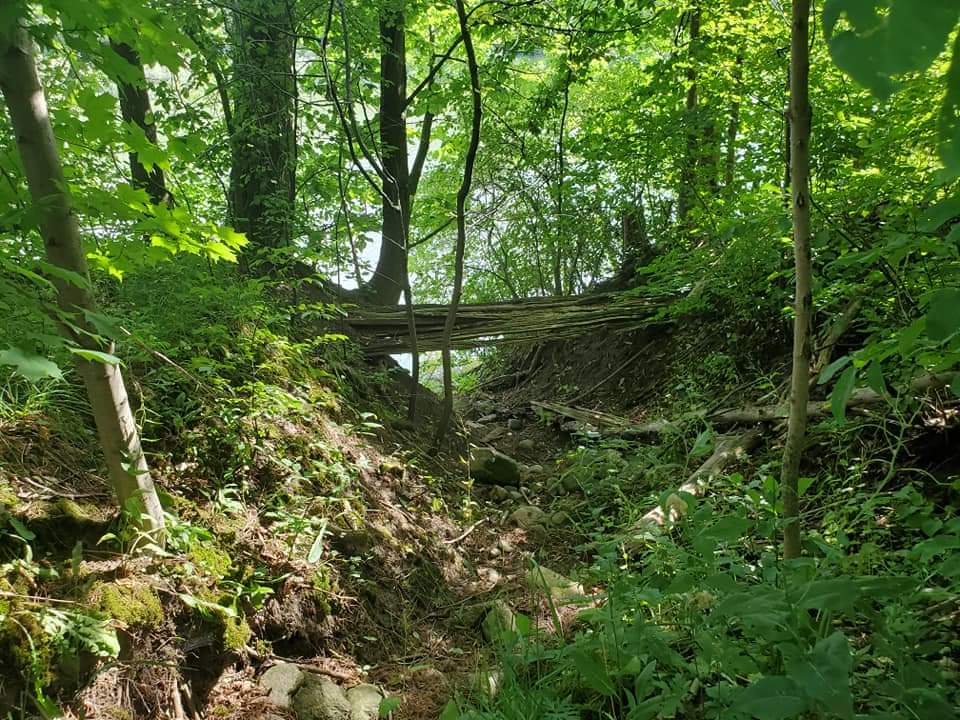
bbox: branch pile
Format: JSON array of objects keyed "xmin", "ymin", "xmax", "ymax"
[{"xmin": 342, "ymin": 292, "xmax": 673, "ymax": 353}]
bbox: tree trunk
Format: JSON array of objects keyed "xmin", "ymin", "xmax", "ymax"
[
  {"xmin": 368, "ymin": 1, "xmax": 411, "ymax": 305},
  {"xmin": 109, "ymin": 39, "xmax": 172, "ymax": 206},
  {"xmin": 0, "ymin": 25, "xmax": 165, "ymax": 546},
  {"xmin": 436, "ymin": 0, "xmax": 482, "ymax": 443},
  {"xmin": 781, "ymin": 0, "xmax": 813, "ymax": 561},
  {"xmin": 677, "ymin": 4, "xmax": 701, "ymax": 228},
  {"xmin": 228, "ymin": 0, "xmax": 296, "ymax": 272},
  {"xmin": 724, "ymin": 52, "xmax": 743, "ymax": 194}
]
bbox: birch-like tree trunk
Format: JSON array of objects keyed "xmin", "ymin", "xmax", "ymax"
[
  {"xmin": 780, "ymin": 0, "xmax": 813, "ymax": 560},
  {"xmin": 0, "ymin": 25, "xmax": 165, "ymax": 546}
]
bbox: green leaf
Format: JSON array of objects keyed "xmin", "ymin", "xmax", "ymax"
[
  {"xmin": 569, "ymin": 648, "xmax": 616, "ymax": 696},
  {"xmin": 7, "ymin": 516, "xmax": 36, "ymax": 542},
  {"xmin": 378, "ymin": 697, "xmax": 401, "ymax": 717},
  {"xmin": 439, "ymin": 700, "xmax": 460, "ymax": 720},
  {"xmin": 69, "ymin": 348, "xmax": 122, "ymax": 365},
  {"xmin": 831, "ymin": 366, "xmax": 857, "ymax": 422},
  {"xmin": 864, "ymin": 362, "xmax": 886, "ymax": 395},
  {"xmin": 796, "ymin": 578, "xmax": 861, "ymax": 612},
  {"xmin": 786, "ymin": 633, "xmax": 853, "ymax": 719},
  {"xmin": 918, "ymin": 196, "xmax": 960, "ymax": 232},
  {"xmin": 732, "ymin": 676, "xmax": 808, "ymax": 720},
  {"xmin": 925, "ymin": 288, "xmax": 960, "ymax": 341},
  {"xmin": 0, "ymin": 347, "xmax": 64, "ymax": 381},
  {"xmin": 817, "ymin": 355, "xmax": 850, "ymax": 385},
  {"xmin": 307, "ymin": 521, "xmax": 328, "ymax": 564}
]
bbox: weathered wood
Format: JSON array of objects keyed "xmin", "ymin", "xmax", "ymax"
[
  {"xmin": 342, "ymin": 292, "xmax": 673, "ymax": 353},
  {"xmin": 631, "ymin": 428, "xmax": 763, "ymax": 536},
  {"xmin": 534, "ymin": 373, "xmax": 956, "ymax": 438}
]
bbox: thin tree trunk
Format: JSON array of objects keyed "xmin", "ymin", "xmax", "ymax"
[
  {"xmin": 109, "ymin": 40, "xmax": 172, "ymax": 206},
  {"xmin": 553, "ymin": 68, "xmax": 572, "ymax": 296},
  {"xmin": 724, "ymin": 52, "xmax": 743, "ymax": 194},
  {"xmin": 677, "ymin": 4, "xmax": 701, "ymax": 228},
  {"xmin": 0, "ymin": 25, "xmax": 165, "ymax": 546},
  {"xmin": 436, "ymin": 0, "xmax": 482, "ymax": 443},
  {"xmin": 781, "ymin": 0, "xmax": 813, "ymax": 561}
]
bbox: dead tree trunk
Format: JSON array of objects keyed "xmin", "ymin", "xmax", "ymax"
[
  {"xmin": 781, "ymin": 0, "xmax": 813, "ymax": 560},
  {"xmin": 0, "ymin": 25, "xmax": 165, "ymax": 546}
]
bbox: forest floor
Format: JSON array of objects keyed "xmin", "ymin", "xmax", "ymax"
[{"xmin": 1, "ymin": 318, "xmax": 957, "ymax": 720}]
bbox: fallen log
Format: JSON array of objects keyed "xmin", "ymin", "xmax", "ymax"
[
  {"xmin": 533, "ymin": 372, "xmax": 956, "ymax": 437},
  {"xmin": 623, "ymin": 428, "xmax": 763, "ymax": 549}
]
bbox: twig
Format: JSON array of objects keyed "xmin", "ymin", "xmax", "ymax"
[{"xmin": 443, "ymin": 517, "xmax": 487, "ymax": 545}]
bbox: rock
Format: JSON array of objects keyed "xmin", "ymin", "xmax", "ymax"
[
  {"xmin": 346, "ymin": 683, "xmax": 383, "ymax": 720},
  {"xmin": 489, "ymin": 485, "xmax": 510, "ymax": 501},
  {"xmin": 507, "ymin": 418, "xmax": 523, "ymax": 431},
  {"xmin": 482, "ymin": 600, "xmax": 517, "ymax": 644},
  {"xmin": 489, "ymin": 546, "xmax": 501, "ymax": 557},
  {"xmin": 507, "ymin": 489, "xmax": 523, "ymax": 502},
  {"xmin": 260, "ymin": 662, "xmax": 305, "ymax": 708},
  {"xmin": 478, "ymin": 413, "xmax": 499, "ymax": 423},
  {"xmin": 497, "ymin": 538, "xmax": 514, "ymax": 553},
  {"xmin": 293, "ymin": 675, "xmax": 351, "ymax": 720},
  {"xmin": 509, "ymin": 505, "xmax": 547, "ymax": 529},
  {"xmin": 470, "ymin": 447, "xmax": 521, "ymax": 486},
  {"xmin": 471, "ymin": 668, "xmax": 502, "ymax": 698},
  {"xmin": 549, "ymin": 510, "xmax": 572, "ymax": 528},
  {"xmin": 517, "ymin": 439, "xmax": 536, "ymax": 451},
  {"xmin": 561, "ymin": 474, "xmax": 580, "ymax": 492},
  {"xmin": 525, "ymin": 565, "xmax": 585, "ymax": 604},
  {"xmin": 481, "ymin": 426, "xmax": 507, "ymax": 443},
  {"xmin": 529, "ymin": 464, "xmax": 544, "ymax": 474}
]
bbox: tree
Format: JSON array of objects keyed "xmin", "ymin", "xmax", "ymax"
[
  {"xmin": 780, "ymin": 0, "xmax": 813, "ymax": 560},
  {"xmin": 228, "ymin": 0, "xmax": 297, "ymax": 273},
  {"xmin": 436, "ymin": 0, "xmax": 482, "ymax": 443},
  {"xmin": 0, "ymin": 22, "xmax": 165, "ymax": 545},
  {"xmin": 109, "ymin": 38, "xmax": 173, "ymax": 206}
]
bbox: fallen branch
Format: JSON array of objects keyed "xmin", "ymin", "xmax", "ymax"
[
  {"xmin": 624, "ymin": 428, "xmax": 763, "ymax": 549},
  {"xmin": 534, "ymin": 373, "xmax": 956, "ymax": 437}
]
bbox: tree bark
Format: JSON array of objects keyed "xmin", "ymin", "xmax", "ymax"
[
  {"xmin": 781, "ymin": 0, "xmax": 813, "ymax": 560},
  {"xmin": 109, "ymin": 40, "xmax": 172, "ymax": 206},
  {"xmin": 0, "ymin": 25, "xmax": 165, "ymax": 546},
  {"xmin": 677, "ymin": 3, "xmax": 701, "ymax": 229},
  {"xmin": 228, "ymin": 0, "xmax": 296, "ymax": 272},
  {"xmin": 368, "ymin": 1, "xmax": 411, "ymax": 305},
  {"xmin": 724, "ymin": 52, "xmax": 743, "ymax": 194},
  {"xmin": 436, "ymin": 0, "xmax": 482, "ymax": 443}
]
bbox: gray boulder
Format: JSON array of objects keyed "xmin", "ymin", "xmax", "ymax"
[
  {"xmin": 293, "ymin": 675, "xmax": 351, "ymax": 720},
  {"xmin": 260, "ymin": 662, "xmax": 305, "ymax": 708},
  {"xmin": 346, "ymin": 683, "xmax": 383, "ymax": 720},
  {"xmin": 470, "ymin": 446, "xmax": 521, "ymax": 486},
  {"xmin": 509, "ymin": 505, "xmax": 547, "ymax": 529}
]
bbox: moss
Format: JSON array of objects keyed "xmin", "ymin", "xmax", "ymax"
[
  {"xmin": 56, "ymin": 498, "xmax": 101, "ymax": 522},
  {"xmin": 0, "ymin": 478, "xmax": 17, "ymax": 509},
  {"xmin": 0, "ymin": 610, "xmax": 56, "ymax": 690},
  {"xmin": 92, "ymin": 582, "xmax": 164, "ymax": 629},
  {"xmin": 104, "ymin": 709, "xmax": 134, "ymax": 720},
  {"xmin": 188, "ymin": 543, "xmax": 233, "ymax": 577},
  {"xmin": 221, "ymin": 616, "xmax": 252, "ymax": 651}
]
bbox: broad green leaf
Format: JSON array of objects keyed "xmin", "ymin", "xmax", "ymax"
[
  {"xmin": 732, "ymin": 676, "xmax": 808, "ymax": 720},
  {"xmin": 0, "ymin": 347, "xmax": 64, "ymax": 381},
  {"xmin": 817, "ymin": 355, "xmax": 850, "ymax": 385},
  {"xmin": 69, "ymin": 348, "xmax": 122, "ymax": 365},
  {"xmin": 918, "ymin": 196, "xmax": 960, "ymax": 232},
  {"xmin": 569, "ymin": 648, "xmax": 616, "ymax": 696},
  {"xmin": 864, "ymin": 362, "xmax": 886, "ymax": 395},
  {"xmin": 925, "ymin": 288, "xmax": 960, "ymax": 341},
  {"xmin": 7, "ymin": 516, "xmax": 36, "ymax": 542},
  {"xmin": 787, "ymin": 633, "xmax": 853, "ymax": 719},
  {"xmin": 439, "ymin": 700, "xmax": 460, "ymax": 720},
  {"xmin": 378, "ymin": 697, "xmax": 401, "ymax": 717},
  {"xmin": 796, "ymin": 578, "xmax": 861, "ymax": 612},
  {"xmin": 831, "ymin": 366, "xmax": 857, "ymax": 422}
]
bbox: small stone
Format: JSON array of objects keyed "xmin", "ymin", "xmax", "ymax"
[
  {"xmin": 260, "ymin": 662, "xmax": 305, "ymax": 708},
  {"xmin": 293, "ymin": 675, "xmax": 351, "ymax": 720},
  {"xmin": 478, "ymin": 413, "xmax": 499, "ymax": 423},
  {"xmin": 525, "ymin": 565, "xmax": 585, "ymax": 604},
  {"xmin": 507, "ymin": 489, "xmax": 523, "ymax": 501},
  {"xmin": 517, "ymin": 439, "xmax": 536, "ymax": 451},
  {"xmin": 489, "ymin": 546, "xmax": 501, "ymax": 557},
  {"xmin": 482, "ymin": 600, "xmax": 517, "ymax": 644},
  {"xmin": 507, "ymin": 418, "xmax": 523, "ymax": 431},
  {"xmin": 346, "ymin": 683, "xmax": 383, "ymax": 720},
  {"xmin": 549, "ymin": 511, "xmax": 572, "ymax": 528},
  {"xmin": 510, "ymin": 505, "xmax": 547, "ymax": 529},
  {"xmin": 497, "ymin": 538, "xmax": 514, "ymax": 553},
  {"xmin": 489, "ymin": 486, "xmax": 510, "ymax": 501}
]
